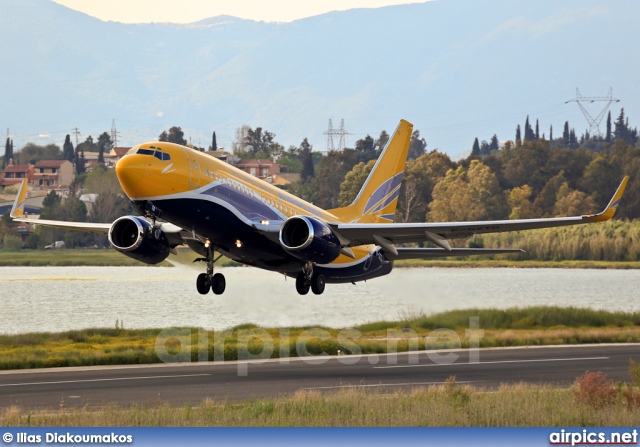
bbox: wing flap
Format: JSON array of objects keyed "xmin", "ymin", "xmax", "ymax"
[{"xmin": 391, "ymin": 248, "xmax": 525, "ymax": 260}]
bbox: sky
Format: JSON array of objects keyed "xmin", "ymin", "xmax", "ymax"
[{"xmin": 52, "ymin": 0, "xmax": 429, "ymax": 23}]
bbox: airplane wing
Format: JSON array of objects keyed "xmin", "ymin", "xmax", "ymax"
[
  {"xmin": 330, "ymin": 176, "xmax": 629, "ymax": 250},
  {"xmin": 9, "ymin": 179, "xmax": 185, "ymax": 245}
]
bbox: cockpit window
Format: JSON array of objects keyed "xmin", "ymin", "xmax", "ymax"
[
  {"xmin": 128, "ymin": 148, "xmax": 171, "ymax": 161},
  {"xmin": 154, "ymin": 152, "xmax": 171, "ymax": 161}
]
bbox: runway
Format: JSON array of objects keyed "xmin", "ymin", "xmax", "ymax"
[{"xmin": 0, "ymin": 344, "xmax": 638, "ymax": 409}]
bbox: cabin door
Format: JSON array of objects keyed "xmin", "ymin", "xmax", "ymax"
[{"xmin": 182, "ymin": 148, "xmax": 201, "ymax": 188}]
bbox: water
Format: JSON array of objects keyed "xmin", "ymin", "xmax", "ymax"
[{"xmin": 0, "ymin": 265, "xmax": 639, "ymax": 334}]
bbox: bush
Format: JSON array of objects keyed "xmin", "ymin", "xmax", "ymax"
[
  {"xmin": 3, "ymin": 235, "xmax": 22, "ymax": 251},
  {"xmin": 573, "ymin": 371, "xmax": 617, "ymax": 407}
]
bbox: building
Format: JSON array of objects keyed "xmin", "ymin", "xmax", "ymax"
[
  {"xmin": 205, "ymin": 150, "xmax": 239, "ymax": 166},
  {"xmin": 236, "ymin": 159, "xmax": 288, "ymax": 179},
  {"xmin": 104, "ymin": 147, "xmax": 131, "ymax": 167},
  {"xmin": 0, "ymin": 163, "xmax": 34, "ymax": 187},
  {"xmin": 32, "ymin": 160, "xmax": 74, "ymax": 189}
]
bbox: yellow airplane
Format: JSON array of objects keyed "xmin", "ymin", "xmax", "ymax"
[{"xmin": 10, "ymin": 120, "xmax": 629, "ymax": 295}]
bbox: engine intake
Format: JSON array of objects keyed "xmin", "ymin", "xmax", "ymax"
[
  {"xmin": 279, "ymin": 216, "xmax": 341, "ymax": 264},
  {"xmin": 108, "ymin": 216, "xmax": 170, "ymax": 265}
]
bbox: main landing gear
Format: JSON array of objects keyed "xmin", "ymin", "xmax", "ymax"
[
  {"xmin": 195, "ymin": 245, "xmax": 225, "ymax": 295},
  {"xmin": 295, "ymin": 262, "xmax": 325, "ymax": 295}
]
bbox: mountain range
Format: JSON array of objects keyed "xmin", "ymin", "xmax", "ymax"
[{"xmin": 1, "ymin": 0, "xmax": 639, "ymax": 157}]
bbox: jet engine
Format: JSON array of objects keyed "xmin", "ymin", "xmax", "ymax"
[
  {"xmin": 108, "ymin": 216, "xmax": 170, "ymax": 265},
  {"xmin": 279, "ymin": 216, "xmax": 341, "ymax": 264}
]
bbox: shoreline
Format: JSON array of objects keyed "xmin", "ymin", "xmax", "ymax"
[{"xmin": 0, "ymin": 250, "xmax": 638, "ymax": 269}]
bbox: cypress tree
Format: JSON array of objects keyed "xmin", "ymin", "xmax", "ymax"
[
  {"xmin": 569, "ymin": 129, "xmax": 577, "ymax": 149},
  {"xmin": 3, "ymin": 137, "xmax": 12, "ymax": 168},
  {"xmin": 549, "ymin": 125, "xmax": 553, "ymax": 141},
  {"xmin": 211, "ymin": 131, "xmax": 218, "ymax": 151},
  {"xmin": 563, "ymin": 121, "xmax": 570, "ymax": 145},
  {"xmin": 471, "ymin": 137, "xmax": 481, "ymax": 156},
  {"xmin": 515, "ymin": 125, "xmax": 522, "ymax": 146},
  {"xmin": 489, "ymin": 134, "xmax": 499, "ymax": 152},
  {"xmin": 299, "ymin": 138, "xmax": 314, "ymax": 183},
  {"xmin": 524, "ymin": 116, "xmax": 531, "ymax": 141},
  {"xmin": 605, "ymin": 111, "xmax": 612, "ymax": 142},
  {"xmin": 535, "ymin": 119, "xmax": 539, "ymax": 140},
  {"xmin": 63, "ymin": 134, "xmax": 75, "ymax": 162}
]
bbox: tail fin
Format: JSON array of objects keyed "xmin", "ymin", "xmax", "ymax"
[
  {"xmin": 328, "ymin": 119, "xmax": 413, "ymax": 223},
  {"xmin": 10, "ymin": 179, "xmax": 28, "ymax": 218}
]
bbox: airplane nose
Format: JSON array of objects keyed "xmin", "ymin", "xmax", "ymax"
[{"xmin": 116, "ymin": 155, "xmax": 145, "ymax": 199}]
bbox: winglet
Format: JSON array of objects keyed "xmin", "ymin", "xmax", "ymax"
[
  {"xmin": 10, "ymin": 179, "xmax": 28, "ymax": 219},
  {"xmin": 584, "ymin": 176, "xmax": 629, "ymax": 222}
]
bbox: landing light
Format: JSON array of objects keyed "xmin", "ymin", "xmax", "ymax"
[
  {"xmin": 260, "ymin": 220, "xmax": 270, "ymax": 225},
  {"xmin": 204, "ymin": 240, "xmax": 211, "ymax": 248},
  {"xmin": 235, "ymin": 239, "xmax": 242, "ymax": 248}
]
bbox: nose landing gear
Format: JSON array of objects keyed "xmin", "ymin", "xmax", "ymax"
[
  {"xmin": 195, "ymin": 245, "xmax": 225, "ymax": 295},
  {"xmin": 295, "ymin": 262, "xmax": 325, "ymax": 295}
]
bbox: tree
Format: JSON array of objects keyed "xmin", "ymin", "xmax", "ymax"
[
  {"xmin": 244, "ymin": 127, "xmax": 275, "ymax": 157},
  {"xmin": 96, "ymin": 132, "xmax": 112, "ymax": 165},
  {"xmin": 84, "ymin": 166, "xmax": 130, "ymax": 223},
  {"xmin": 159, "ymin": 126, "xmax": 187, "ymax": 146},
  {"xmin": 507, "ymin": 185, "xmax": 534, "ymax": 219},
  {"xmin": 471, "ymin": 138, "xmax": 481, "ymax": 156},
  {"xmin": 579, "ymin": 155, "xmax": 622, "ymax": 209},
  {"xmin": 15, "ymin": 143, "xmax": 61, "ymax": 165},
  {"xmin": 397, "ymin": 151, "xmax": 454, "ymax": 222},
  {"xmin": 549, "ymin": 125, "xmax": 553, "ymax": 141},
  {"xmin": 535, "ymin": 119, "xmax": 540, "ymax": 140},
  {"xmin": 299, "ymin": 138, "xmax": 315, "ymax": 183},
  {"xmin": 210, "ymin": 131, "xmax": 218, "ymax": 151},
  {"xmin": 338, "ymin": 159, "xmax": 376, "ymax": 206},
  {"xmin": 62, "ymin": 134, "xmax": 74, "ymax": 162},
  {"xmin": 532, "ymin": 171, "xmax": 567, "ymax": 217},
  {"xmin": 563, "ymin": 121, "xmax": 570, "ymax": 146},
  {"xmin": 313, "ymin": 151, "xmax": 354, "ymax": 209},
  {"xmin": 428, "ymin": 160, "xmax": 506, "ymax": 222},
  {"xmin": 232, "ymin": 125, "xmax": 251, "ymax": 153},
  {"xmin": 489, "ymin": 134, "xmax": 499, "ymax": 152},
  {"xmin": 354, "ymin": 135, "xmax": 376, "ymax": 162},
  {"xmin": 375, "ymin": 130, "xmax": 390, "ymax": 155},
  {"xmin": 3, "ymin": 137, "xmax": 13, "ymax": 168},
  {"xmin": 605, "ymin": 111, "xmax": 612, "ymax": 142},
  {"xmin": 407, "ymin": 130, "xmax": 427, "ymax": 160},
  {"xmin": 515, "ymin": 125, "xmax": 522, "ymax": 146},
  {"xmin": 524, "ymin": 116, "xmax": 535, "ymax": 142},
  {"xmin": 75, "ymin": 145, "xmax": 85, "ymax": 175},
  {"xmin": 554, "ymin": 182, "xmax": 597, "ymax": 217}
]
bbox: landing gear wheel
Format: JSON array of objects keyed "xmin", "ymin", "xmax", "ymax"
[
  {"xmin": 196, "ymin": 273, "xmax": 210, "ymax": 295},
  {"xmin": 295, "ymin": 272, "xmax": 310, "ymax": 295},
  {"xmin": 311, "ymin": 274, "xmax": 325, "ymax": 295},
  {"xmin": 212, "ymin": 273, "xmax": 226, "ymax": 295}
]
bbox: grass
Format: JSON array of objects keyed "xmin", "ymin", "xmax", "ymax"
[
  {"xmin": 0, "ymin": 248, "xmax": 240, "ymax": 267},
  {"xmin": 3, "ymin": 381, "xmax": 640, "ymax": 426},
  {"xmin": 2, "ymin": 306, "xmax": 640, "ymax": 370},
  {"xmin": 394, "ymin": 259, "xmax": 640, "ymax": 269}
]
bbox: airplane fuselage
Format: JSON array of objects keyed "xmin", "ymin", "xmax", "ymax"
[{"xmin": 116, "ymin": 143, "xmax": 393, "ymax": 284}]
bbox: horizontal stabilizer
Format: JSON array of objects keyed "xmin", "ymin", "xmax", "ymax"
[{"xmin": 390, "ymin": 248, "xmax": 524, "ymax": 260}]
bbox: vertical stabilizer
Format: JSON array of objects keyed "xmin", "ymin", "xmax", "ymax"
[
  {"xmin": 328, "ymin": 119, "xmax": 413, "ymax": 223},
  {"xmin": 10, "ymin": 179, "xmax": 28, "ymax": 218}
]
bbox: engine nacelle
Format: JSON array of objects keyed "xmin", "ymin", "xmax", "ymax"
[
  {"xmin": 108, "ymin": 216, "xmax": 170, "ymax": 265},
  {"xmin": 279, "ymin": 216, "xmax": 341, "ymax": 264}
]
